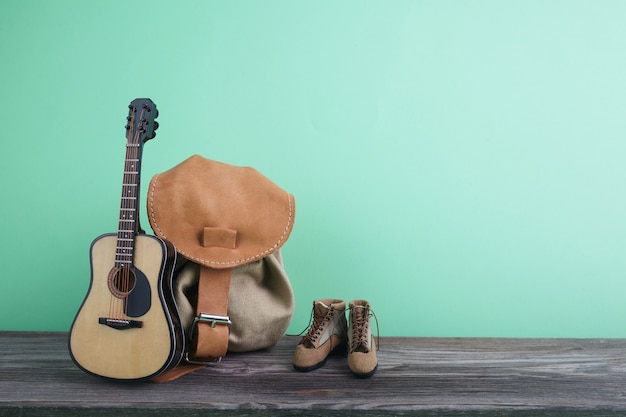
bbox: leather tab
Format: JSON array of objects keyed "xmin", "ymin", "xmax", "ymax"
[{"xmin": 202, "ymin": 226, "xmax": 237, "ymax": 249}]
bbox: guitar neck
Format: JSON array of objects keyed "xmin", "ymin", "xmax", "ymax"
[
  {"xmin": 114, "ymin": 98, "xmax": 159, "ymax": 269},
  {"xmin": 116, "ymin": 142, "xmax": 143, "ymax": 268}
]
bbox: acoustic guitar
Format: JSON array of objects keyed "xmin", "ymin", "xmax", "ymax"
[{"xmin": 69, "ymin": 99, "xmax": 184, "ymax": 380}]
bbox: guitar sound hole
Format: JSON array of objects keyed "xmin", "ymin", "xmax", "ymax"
[{"xmin": 108, "ymin": 267, "xmax": 137, "ymax": 298}]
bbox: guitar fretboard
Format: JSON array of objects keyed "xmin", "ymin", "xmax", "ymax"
[
  {"xmin": 112, "ymin": 99, "xmax": 157, "ymax": 269},
  {"xmin": 115, "ymin": 143, "xmax": 142, "ymax": 268}
]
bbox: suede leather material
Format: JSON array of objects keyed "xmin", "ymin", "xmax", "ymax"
[
  {"xmin": 293, "ymin": 299, "xmax": 347, "ymax": 371},
  {"xmin": 347, "ymin": 337, "xmax": 378, "ymax": 376},
  {"xmin": 293, "ymin": 333, "xmax": 346, "ymax": 369},
  {"xmin": 347, "ymin": 300, "xmax": 378, "ymax": 377},
  {"xmin": 148, "ymin": 155, "xmax": 295, "ymax": 269}
]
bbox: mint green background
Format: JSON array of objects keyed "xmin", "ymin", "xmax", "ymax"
[{"xmin": 2, "ymin": 1, "xmax": 625, "ymax": 337}]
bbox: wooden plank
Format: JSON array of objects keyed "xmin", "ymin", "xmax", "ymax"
[{"xmin": 0, "ymin": 332, "xmax": 625, "ymax": 416}]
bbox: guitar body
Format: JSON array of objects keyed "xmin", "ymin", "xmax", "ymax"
[{"xmin": 69, "ymin": 233, "xmax": 184, "ymax": 380}]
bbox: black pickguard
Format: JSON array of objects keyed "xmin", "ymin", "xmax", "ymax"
[{"xmin": 124, "ymin": 266, "xmax": 151, "ymax": 317}]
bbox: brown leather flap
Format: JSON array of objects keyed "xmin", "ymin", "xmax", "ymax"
[{"xmin": 147, "ymin": 155, "xmax": 295, "ymax": 269}]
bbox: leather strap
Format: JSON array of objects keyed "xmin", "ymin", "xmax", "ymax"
[
  {"xmin": 150, "ymin": 363, "xmax": 205, "ymax": 383},
  {"xmin": 191, "ymin": 266, "xmax": 232, "ymax": 360},
  {"xmin": 152, "ymin": 265, "xmax": 232, "ymax": 383}
]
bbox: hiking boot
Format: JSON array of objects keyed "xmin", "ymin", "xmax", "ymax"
[
  {"xmin": 347, "ymin": 300, "xmax": 378, "ymax": 378},
  {"xmin": 293, "ymin": 299, "xmax": 347, "ymax": 372}
]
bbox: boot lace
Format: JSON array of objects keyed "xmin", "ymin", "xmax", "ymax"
[
  {"xmin": 298, "ymin": 306, "xmax": 335, "ymax": 348},
  {"xmin": 349, "ymin": 305, "xmax": 380, "ymax": 353}
]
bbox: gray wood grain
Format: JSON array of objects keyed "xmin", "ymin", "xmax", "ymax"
[{"xmin": 1, "ymin": 332, "xmax": 625, "ymax": 416}]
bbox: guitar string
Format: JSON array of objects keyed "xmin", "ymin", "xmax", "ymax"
[
  {"xmin": 107, "ymin": 105, "xmax": 148, "ymax": 321},
  {"xmin": 110, "ymin": 107, "xmax": 134, "ymax": 320},
  {"xmin": 121, "ymin": 138, "xmax": 131, "ymax": 320},
  {"xmin": 122, "ymin": 106, "xmax": 145, "ymax": 319},
  {"xmin": 113, "ymin": 108, "xmax": 132, "ymax": 321},
  {"xmin": 124, "ymin": 108, "xmax": 141, "ymax": 318},
  {"xmin": 111, "ymin": 107, "xmax": 135, "ymax": 319}
]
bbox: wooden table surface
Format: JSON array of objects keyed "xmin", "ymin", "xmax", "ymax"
[{"xmin": 1, "ymin": 331, "xmax": 625, "ymax": 416}]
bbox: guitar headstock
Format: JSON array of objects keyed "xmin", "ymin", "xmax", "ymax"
[{"xmin": 125, "ymin": 98, "xmax": 159, "ymax": 144}]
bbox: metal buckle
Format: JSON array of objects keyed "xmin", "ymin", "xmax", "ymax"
[
  {"xmin": 185, "ymin": 313, "xmax": 232, "ymax": 366},
  {"xmin": 193, "ymin": 313, "xmax": 232, "ymax": 329}
]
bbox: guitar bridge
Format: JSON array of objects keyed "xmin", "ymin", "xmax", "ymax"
[{"xmin": 98, "ymin": 317, "xmax": 143, "ymax": 330}]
